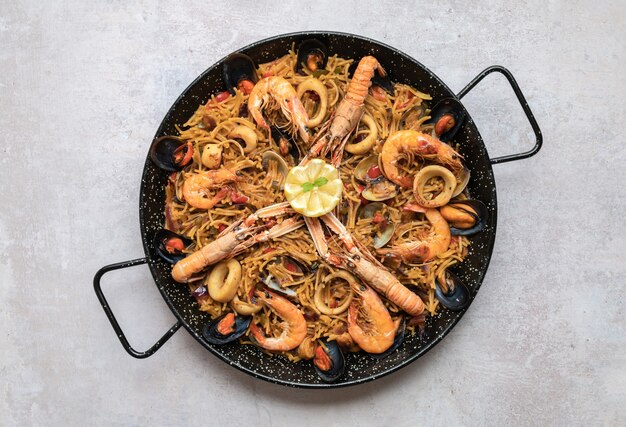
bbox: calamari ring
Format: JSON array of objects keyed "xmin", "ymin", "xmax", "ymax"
[
  {"xmin": 345, "ymin": 113, "xmax": 377, "ymax": 154},
  {"xmin": 314, "ymin": 270, "xmax": 355, "ymax": 315},
  {"xmin": 296, "ymin": 78, "xmax": 328, "ymax": 128},
  {"xmin": 206, "ymin": 259, "xmax": 242, "ymax": 303},
  {"xmin": 413, "ymin": 165, "xmax": 456, "ymax": 208}
]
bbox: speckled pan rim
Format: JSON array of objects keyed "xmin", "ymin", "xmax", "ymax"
[{"xmin": 139, "ymin": 31, "xmax": 498, "ymax": 388}]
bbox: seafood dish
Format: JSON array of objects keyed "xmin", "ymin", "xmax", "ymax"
[{"xmin": 149, "ymin": 39, "xmax": 487, "ymax": 382}]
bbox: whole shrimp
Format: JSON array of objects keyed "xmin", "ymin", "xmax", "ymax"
[
  {"xmin": 348, "ymin": 282, "xmax": 399, "ymax": 354},
  {"xmin": 380, "ymin": 130, "xmax": 464, "ymax": 188},
  {"xmin": 377, "ymin": 208, "xmax": 451, "ymax": 263},
  {"xmin": 171, "ymin": 202, "xmax": 303, "ymax": 282},
  {"xmin": 182, "ymin": 168, "xmax": 241, "ymax": 210},
  {"xmin": 248, "ymin": 76, "xmax": 310, "ymax": 144},
  {"xmin": 305, "ymin": 213, "xmax": 425, "ymax": 316},
  {"xmin": 306, "ymin": 56, "xmax": 386, "ymax": 167},
  {"xmin": 248, "ymin": 289, "xmax": 307, "ymax": 351}
]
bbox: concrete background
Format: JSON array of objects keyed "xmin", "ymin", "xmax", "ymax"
[{"xmin": 1, "ymin": 1, "xmax": 624, "ymax": 425}]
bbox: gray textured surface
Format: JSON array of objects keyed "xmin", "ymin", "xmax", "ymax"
[{"xmin": 1, "ymin": 1, "xmax": 624, "ymax": 425}]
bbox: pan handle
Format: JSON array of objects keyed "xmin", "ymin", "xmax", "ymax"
[
  {"xmin": 457, "ymin": 65, "xmax": 543, "ymax": 164},
  {"xmin": 93, "ymin": 258, "xmax": 182, "ymax": 359}
]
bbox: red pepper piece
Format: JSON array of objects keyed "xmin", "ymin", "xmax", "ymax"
[
  {"xmin": 215, "ymin": 91, "xmax": 230, "ymax": 102},
  {"xmin": 372, "ymin": 212, "xmax": 385, "ymax": 224},
  {"xmin": 284, "ymin": 260, "xmax": 298, "ymax": 273},
  {"xmin": 230, "ymin": 191, "xmax": 250, "ymax": 204}
]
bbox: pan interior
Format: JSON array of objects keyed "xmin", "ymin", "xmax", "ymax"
[{"xmin": 139, "ymin": 31, "xmax": 497, "ymax": 388}]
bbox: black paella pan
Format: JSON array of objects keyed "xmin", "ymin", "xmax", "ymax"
[{"xmin": 93, "ymin": 31, "xmax": 542, "ymax": 388}]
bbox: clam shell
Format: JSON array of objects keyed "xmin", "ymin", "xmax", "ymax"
[
  {"xmin": 452, "ymin": 166, "xmax": 471, "ymax": 197},
  {"xmin": 261, "ymin": 151, "xmax": 290, "ymax": 190},
  {"xmin": 353, "ymin": 155, "xmax": 379, "ymax": 182},
  {"xmin": 362, "ymin": 178, "xmax": 397, "ymax": 201}
]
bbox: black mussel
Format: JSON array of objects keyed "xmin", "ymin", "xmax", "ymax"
[
  {"xmin": 263, "ymin": 275, "xmax": 297, "ymax": 298},
  {"xmin": 313, "ymin": 339, "xmax": 345, "ymax": 383},
  {"xmin": 149, "ymin": 136, "xmax": 193, "ymax": 172},
  {"xmin": 260, "ymin": 256, "xmax": 307, "ymax": 298},
  {"xmin": 371, "ymin": 317, "xmax": 406, "ymax": 359},
  {"xmin": 202, "ymin": 313, "xmax": 251, "ymax": 345},
  {"xmin": 435, "ymin": 270, "xmax": 471, "ymax": 311},
  {"xmin": 424, "ymin": 98, "xmax": 466, "ymax": 142},
  {"xmin": 296, "ymin": 39, "xmax": 328, "ymax": 73},
  {"xmin": 222, "ymin": 53, "xmax": 258, "ymax": 95},
  {"xmin": 278, "ymin": 255, "xmax": 307, "ymax": 275},
  {"xmin": 271, "ymin": 126, "xmax": 301, "ymax": 164},
  {"xmin": 153, "ymin": 229, "xmax": 194, "ymax": 264},
  {"xmin": 348, "ymin": 60, "xmax": 393, "ymax": 95},
  {"xmin": 372, "ymin": 71, "xmax": 394, "ymax": 94},
  {"xmin": 407, "ymin": 313, "xmax": 427, "ymax": 339},
  {"xmin": 441, "ymin": 199, "xmax": 488, "ymax": 236}
]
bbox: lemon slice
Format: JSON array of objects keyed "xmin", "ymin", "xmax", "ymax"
[{"xmin": 284, "ymin": 159, "xmax": 342, "ymax": 217}]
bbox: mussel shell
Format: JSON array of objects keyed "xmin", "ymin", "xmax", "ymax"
[
  {"xmin": 279, "ymin": 255, "xmax": 307, "ymax": 275},
  {"xmin": 296, "ymin": 39, "xmax": 328, "ymax": 73},
  {"xmin": 149, "ymin": 136, "xmax": 191, "ymax": 172},
  {"xmin": 313, "ymin": 339, "xmax": 345, "ymax": 383},
  {"xmin": 435, "ymin": 270, "xmax": 471, "ymax": 311},
  {"xmin": 371, "ymin": 318, "xmax": 406, "ymax": 359},
  {"xmin": 260, "ymin": 256, "xmax": 307, "ymax": 298},
  {"xmin": 153, "ymin": 229, "xmax": 194, "ymax": 264},
  {"xmin": 348, "ymin": 61, "xmax": 393, "ymax": 93},
  {"xmin": 425, "ymin": 97, "xmax": 466, "ymax": 142},
  {"xmin": 222, "ymin": 53, "xmax": 259, "ymax": 95},
  {"xmin": 264, "ymin": 275, "xmax": 297, "ymax": 298},
  {"xmin": 270, "ymin": 126, "xmax": 301, "ymax": 164},
  {"xmin": 448, "ymin": 199, "xmax": 488, "ymax": 236},
  {"xmin": 202, "ymin": 314, "xmax": 251, "ymax": 345}
]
